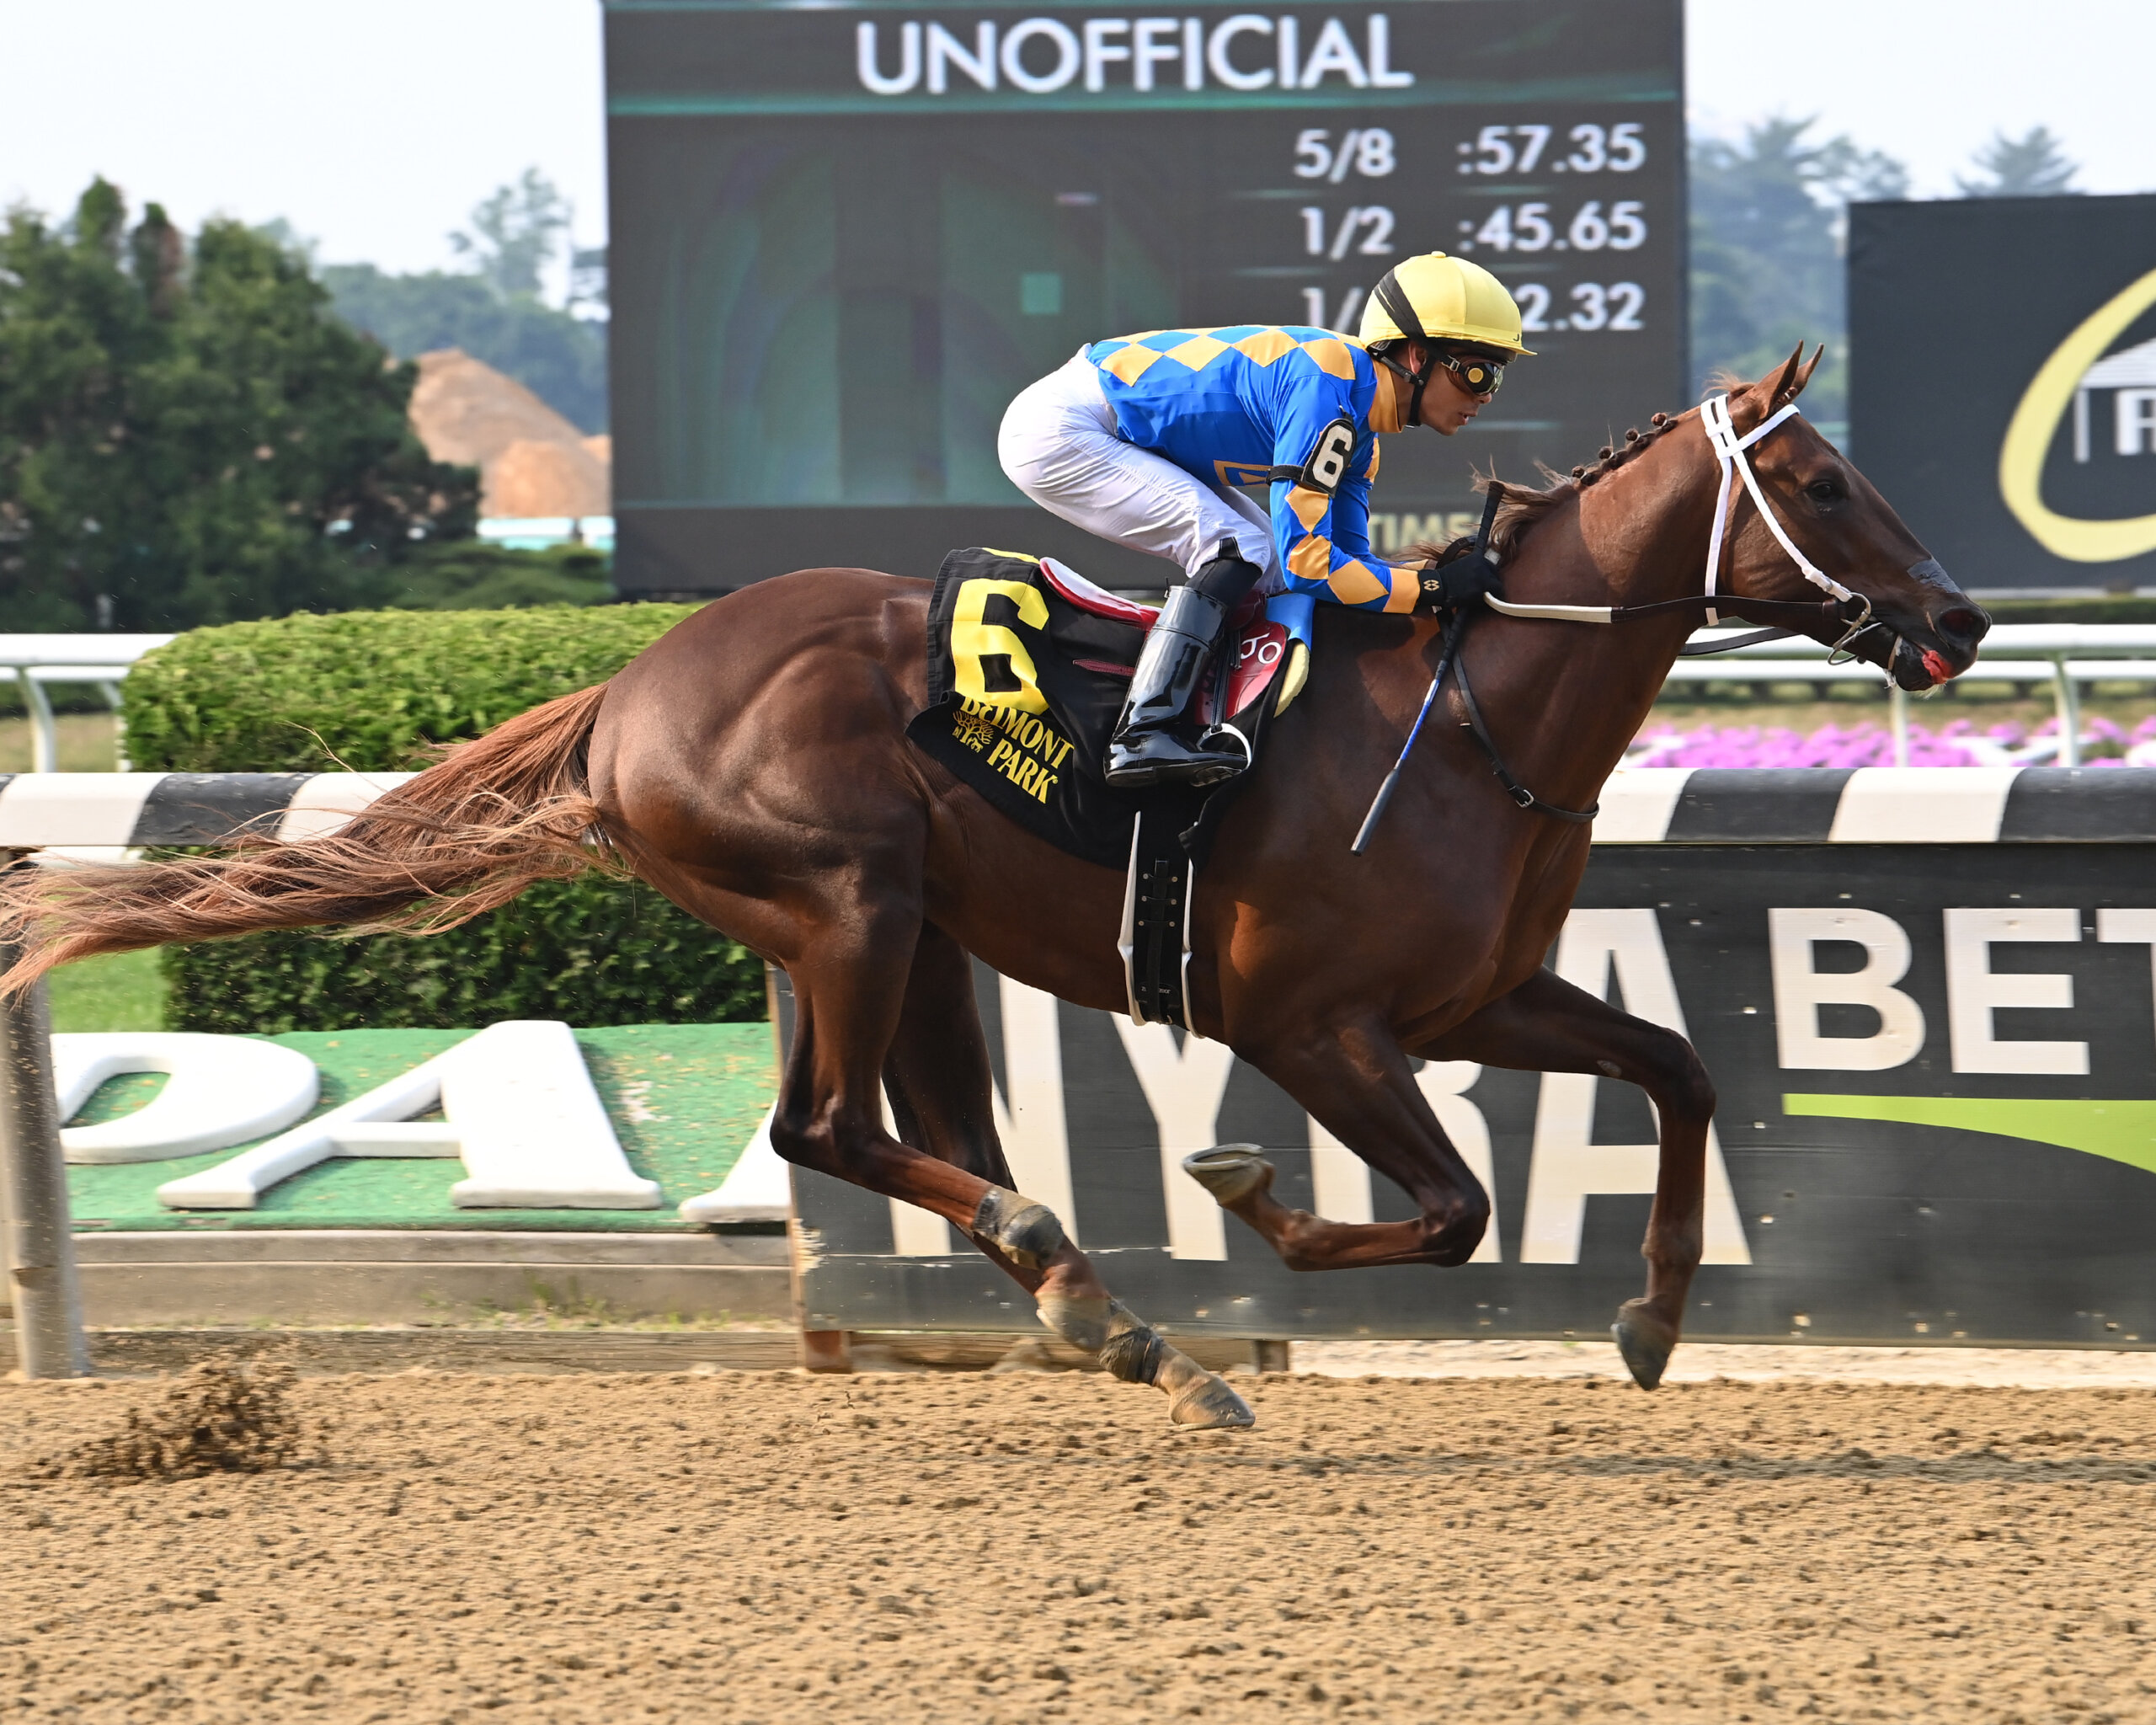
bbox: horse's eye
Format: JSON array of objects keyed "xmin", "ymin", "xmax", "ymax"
[{"xmin": 1806, "ymin": 479, "xmax": 1842, "ymax": 504}]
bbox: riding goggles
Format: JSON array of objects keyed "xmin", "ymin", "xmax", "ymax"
[{"xmin": 1429, "ymin": 349, "xmax": 1506, "ymax": 398}]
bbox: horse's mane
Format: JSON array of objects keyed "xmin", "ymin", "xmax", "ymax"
[{"xmin": 1406, "ymin": 408, "xmax": 1691, "ymax": 564}]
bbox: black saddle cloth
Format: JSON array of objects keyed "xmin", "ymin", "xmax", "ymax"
[{"xmin": 907, "ymin": 547, "xmax": 1257, "ymax": 869}]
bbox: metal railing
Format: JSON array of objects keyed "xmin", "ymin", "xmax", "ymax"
[
  {"xmin": 0, "ymin": 636, "xmax": 173, "ymax": 773},
  {"xmin": 1671, "ymin": 624, "xmax": 2156, "ymax": 768},
  {"xmin": 1, "ymin": 627, "xmax": 2153, "ymax": 777}
]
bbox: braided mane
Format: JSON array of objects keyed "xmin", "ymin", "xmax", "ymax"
[{"xmin": 1406, "ymin": 408, "xmax": 1691, "ymax": 564}]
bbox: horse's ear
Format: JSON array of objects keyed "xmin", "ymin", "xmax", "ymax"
[
  {"xmin": 1789, "ymin": 343, "xmax": 1825, "ymax": 402},
  {"xmin": 1759, "ymin": 342, "xmax": 1808, "ymax": 407}
]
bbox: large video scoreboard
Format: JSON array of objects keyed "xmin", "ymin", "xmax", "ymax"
[{"xmin": 606, "ymin": 0, "xmax": 1684, "ymax": 594}]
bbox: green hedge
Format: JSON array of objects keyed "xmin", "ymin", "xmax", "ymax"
[
  {"xmin": 163, "ymin": 879, "xmax": 766, "ymax": 1033},
  {"xmin": 122, "ymin": 604, "xmax": 697, "ymax": 774},
  {"xmin": 122, "ymin": 605, "xmax": 771, "ymax": 1032}
]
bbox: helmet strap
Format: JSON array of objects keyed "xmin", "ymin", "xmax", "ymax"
[
  {"xmin": 1375, "ymin": 344, "xmax": 1436, "ymax": 429},
  {"xmin": 1370, "ymin": 270, "xmax": 1435, "ymax": 427}
]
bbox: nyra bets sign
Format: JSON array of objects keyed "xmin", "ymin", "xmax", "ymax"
[
  {"xmin": 794, "ymin": 831, "xmax": 2156, "ymax": 1349},
  {"xmin": 1850, "ymin": 194, "xmax": 2156, "ymax": 591}
]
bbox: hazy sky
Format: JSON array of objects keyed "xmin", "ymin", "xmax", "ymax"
[
  {"xmin": 1686, "ymin": 0, "xmax": 2153, "ymax": 199},
  {"xmin": 0, "ymin": 0, "xmax": 2148, "ymax": 281},
  {"xmin": 0, "ymin": 0, "xmax": 606, "ymax": 284}
]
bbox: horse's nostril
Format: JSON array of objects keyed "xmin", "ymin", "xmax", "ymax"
[{"xmin": 1937, "ymin": 606, "xmax": 1988, "ymax": 645}]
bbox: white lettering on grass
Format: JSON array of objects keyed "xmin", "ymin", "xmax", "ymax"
[
  {"xmin": 55, "ymin": 1033, "xmax": 318, "ymax": 1164},
  {"xmin": 884, "ymin": 1082, "xmax": 953, "ymax": 1256},
  {"xmin": 157, "ymin": 1023, "xmax": 661, "ymax": 1211}
]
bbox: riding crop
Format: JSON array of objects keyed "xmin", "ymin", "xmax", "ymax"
[{"xmin": 1350, "ymin": 489, "xmax": 1499, "ymax": 854}]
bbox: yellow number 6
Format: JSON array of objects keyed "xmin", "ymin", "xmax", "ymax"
[{"xmin": 952, "ymin": 579, "xmax": 1049, "ymax": 713}]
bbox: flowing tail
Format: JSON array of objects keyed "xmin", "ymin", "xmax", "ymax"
[{"xmin": 0, "ymin": 681, "xmax": 616, "ymax": 996}]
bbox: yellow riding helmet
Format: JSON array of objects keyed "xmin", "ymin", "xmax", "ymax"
[{"xmin": 1358, "ymin": 253, "xmax": 1534, "ymax": 357}]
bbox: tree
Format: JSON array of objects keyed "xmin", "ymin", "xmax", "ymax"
[
  {"xmin": 321, "ymin": 171, "xmax": 609, "ymax": 432},
  {"xmin": 320, "ymin": 264, "xmax": 608, "ymax": 432},
  {"xmin": 1689, "ymin": 118, "xmax": 1908, "ymax": 424},
  {"xmin": 568, "ymin": 244, "xmax": 609, "ymax": 318},
  {"xmin": 450, "ymin": 168, "xmax": 572, "ymax": 302},
  {"xmin": 1956, "ymin": 126, "xmax": 2081, "ymax": 198},
  {"xmin": 0, "ymin": 180, "xmax": 478, "ymax": 632}
]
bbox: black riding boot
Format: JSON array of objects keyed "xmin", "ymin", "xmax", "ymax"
[{"xmin": 1105, "ymin": 547, "xmax": 1262, "ymax": 790}]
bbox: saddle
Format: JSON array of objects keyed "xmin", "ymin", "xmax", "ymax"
[
  {"xmin": 1034, "ymin": 557, "xmax": 1316, "ymax": 732},
  {"xmin": 909, "ymin": 547, "xmax": 1317, "ymax": 1029}
]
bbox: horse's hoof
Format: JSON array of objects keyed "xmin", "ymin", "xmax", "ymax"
[
  {"xmin": 1167, "ymin": 1371, "xmax": 1257, "ymax": 1429},
  {"xmin": 1182, "ymin": 1145, "xmax": 1273, "ymax": 1208},
  {"xmin": 1611, "ymin": 1308, "xmax": 1674, "ymax": 1391}
]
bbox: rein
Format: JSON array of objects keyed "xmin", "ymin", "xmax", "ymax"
[{"xmin": 1353, "ymin": 399, "xmax": 1885, "ymax": 849}]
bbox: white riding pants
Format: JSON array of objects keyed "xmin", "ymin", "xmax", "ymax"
[{"xmin": 997, "ymin": 350, "xmax": 1282, "ymax": 592}]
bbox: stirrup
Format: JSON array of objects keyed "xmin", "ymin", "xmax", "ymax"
[{"xmin": 1195, "ymin": 724, "xmax": 1252, "ymax": 774}]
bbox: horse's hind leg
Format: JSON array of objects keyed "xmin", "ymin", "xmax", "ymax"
[
  {"xmin": 789, "ymin": 911, "xmax": 1253, "ymax": 1429},
  {"xmin": 1418, "ymin": 968, "xmax": 1716, "ymax": 1391}
]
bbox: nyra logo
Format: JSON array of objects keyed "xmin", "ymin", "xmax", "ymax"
[{"xmin": 855, "ymin": 13, "xmax": 1414, "ymax": 96}]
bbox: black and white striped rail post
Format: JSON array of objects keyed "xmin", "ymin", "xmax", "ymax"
[
  {"xmin": 0, "ymin": 772, "xmax": 408, "ymax": 1378},
  {"xmin": 0, "ymin": 885, "xmax": 86, "ymax": 1377}
]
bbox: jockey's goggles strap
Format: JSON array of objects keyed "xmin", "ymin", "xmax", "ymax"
[{"xmin": 1700, "ymin": 396, "xmax": 1853, "ymax": 624}]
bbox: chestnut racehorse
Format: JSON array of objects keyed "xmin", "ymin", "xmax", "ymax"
[{"xmin": 0, "ymin": 350, "xmax": 1988, "ymax": 1427}]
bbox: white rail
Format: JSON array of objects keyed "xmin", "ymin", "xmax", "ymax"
[
  {"xmin": 0, "ymin": 636, "xmax": 174, "ymax": 773},
  {"xmin": 4, "ymin": 627, "xmax": 2154, "ymax": 777},
  {"xmin": 1673, "ymin": 624, "xmax": 2156, "ymax": 768}
]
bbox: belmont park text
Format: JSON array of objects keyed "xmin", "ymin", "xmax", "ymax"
[{"xmin": 855, "ymin": 13, "xmax": 1415, "ymax": 95}]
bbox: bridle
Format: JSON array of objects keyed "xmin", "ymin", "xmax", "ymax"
[
  {"xmin": 1352, "ymin": 396, "xmax": 1893, "ymax": 849},
  {"xmin": 1697, "ymin": 395, "xmax": 1887, "ymax": 665},
  {"xmin": 1478, "ymin": 396, "xmax": 1881, "ymax": 661}
]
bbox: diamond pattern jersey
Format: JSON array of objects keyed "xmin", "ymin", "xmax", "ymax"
[{"xmin": 1086, "ymin": 325, "xmax": 1416, "ymax": 612}]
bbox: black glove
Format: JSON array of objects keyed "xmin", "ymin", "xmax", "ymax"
[{"xmin": 1412, "ymin": 544, "xmax": 1501, "ymax": 617}]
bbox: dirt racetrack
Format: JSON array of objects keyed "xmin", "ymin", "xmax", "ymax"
[{"xmin": 6, "ymin": 1366, "xmax": 2156, "ymax": 1722}]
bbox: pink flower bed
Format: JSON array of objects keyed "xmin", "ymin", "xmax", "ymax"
[{"xmin": 1626, "ymin": 716, "xmax": 2156, "ymax": 769}]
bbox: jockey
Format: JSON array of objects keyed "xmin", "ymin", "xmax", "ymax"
[{"xmin": 998, "ymin": 252, "xmax": 1531, "ymax": 789}]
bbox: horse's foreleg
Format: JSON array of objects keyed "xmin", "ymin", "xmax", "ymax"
[
  {"xmin": 1419, "ymin": 969, "xmax": 1716, "ymax": 1391},
  {"xmin": 880, "ymin": 921, "xmax": 1016, "ymax": 1189},
  {"xmin": 789, "ymin": 910, "xmax": 1250, "ymax": 1429},
  {"xmin": 1201, "ymin": 1016, "xmax": 1492, "ymax": 1269}
]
